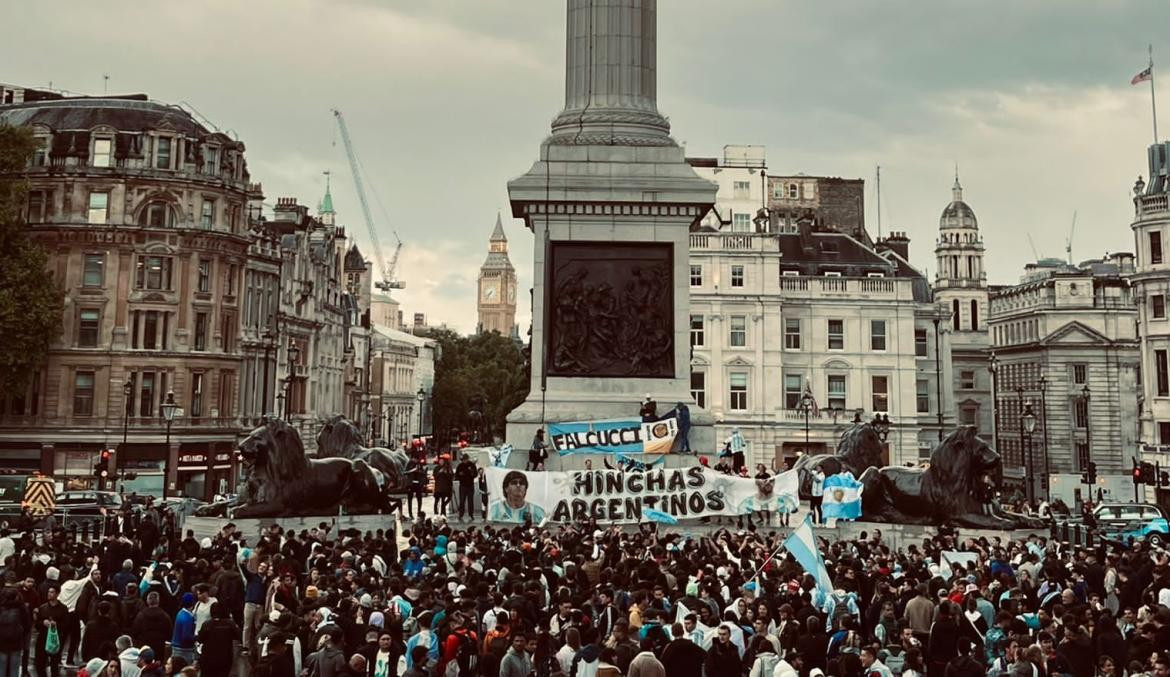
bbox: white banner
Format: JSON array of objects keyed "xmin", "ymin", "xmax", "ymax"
[{"xmin": 485, "ymin": 466, "xmax": 799, "ymax": 524}]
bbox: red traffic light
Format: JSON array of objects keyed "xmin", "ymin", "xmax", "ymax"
[
  {"xmin": 100, "ymin": 449, "xmax": 111, "ymax": 460},
  {"xmin": 1134, "ymin": 467, "xmax": 1142, "ymax": 480}
]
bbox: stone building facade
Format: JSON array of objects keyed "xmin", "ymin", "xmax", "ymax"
[
  {"xmin": 0, "ymin": 87, "xmax": 261, "ymax": 499},
  {"xmin": 988, "ymin": 255, "xmax": 1139, "ymax": 505},
  {"xmin": 767, "ymin": 174, "xmax": 868, "ymax": 245},
  {"xmin": 370, "ymin": 325, "xmax": 436, "ymax": 447},
  {"xmin": 688, "ymin": 150, "xmax": 954, "ymax": 468}
]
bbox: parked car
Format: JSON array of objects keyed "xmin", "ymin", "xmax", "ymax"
[
  {"xmin": 54, "ymin": 490, "xmax": 122, "ymax": 518},
  {"xmin": 1092, "ymin": 502, "xmax": 1169, "ymax": 547}
]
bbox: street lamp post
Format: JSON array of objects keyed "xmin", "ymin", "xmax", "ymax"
[
  {"xmin": 120, "ymin": 380, "xmax": 132, "ymax": 492},
  {"xmin": 1082, "ymin": 384, "xmax": 1092, "ymax": 499},
  {"xmin": 1020, "ymin": 401, "xmax": 1037, "ymax": 505},
  {"xmin": 988, "ymin": 353, "xmax": 1001, "ymax": 455},
  {"xmin": 871, "ymin": 413, "xmax": 891, "ymax": 442},
  {"xmin": 933, "ymin": 316, "xmax": 943, "ymax": 441},
  {"xmin": 160, "ymin": 390, "xmax": 179, "ymax": 499},
  {"xmin": 799, "ymin": 392, "xmax": 812, "ymax": 454},
  {"xmin": 276, "ymin": 393, "xmax": 286, "ymax": 421},
  {"xmin": 1039, "ymin": 374, "xmax": 1050, "ymax": 500},
  {"xmin": 416, "ymin": 387, "xmax": 426, "ymax": 445},
  {"xmin": 285, "ymin": 339, "xmax": 301, "ymax": 421}
]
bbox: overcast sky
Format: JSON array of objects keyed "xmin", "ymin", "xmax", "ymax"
[{"xmin": 5, "ymin": 1, "xmax": 1169, "ymax": 333}]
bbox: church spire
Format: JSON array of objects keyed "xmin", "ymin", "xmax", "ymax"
[
  {"xmin": 952, "ymin": 164, "xmax": 963, "ymax": 202},
  {"xmin": 320, "ymin": 170, "xmax": 335, "ymax": 225},
  {"xmin": 490, "ymin": 212, "xmax": 507, "ymax": 243}
]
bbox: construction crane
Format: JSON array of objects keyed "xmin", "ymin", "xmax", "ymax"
[
  {"xmin": 332, "ymin": 109, "xmax": 405, "ymax": 291},
  {"xmin": 1066, "ymin": 210, "xmax": 1077, "ymax": 264}
]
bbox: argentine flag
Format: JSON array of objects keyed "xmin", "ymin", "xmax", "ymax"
[
  {"xmin": 784, "ymin": 515, "xmax": 834, "ymax": 592},
  {"xmin": 821, "ymin": 472, "xmax": 863, "ymax": 520}
]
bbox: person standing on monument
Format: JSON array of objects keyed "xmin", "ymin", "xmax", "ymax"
[
  {"xmin": 730, "ymin": 428, "xmax": 747, "ymax": 473},
  {"xmin": 527, "ymin": 429, "xmax": 548, "ymax": 471},
  {"xmin": 640, "ymin": 395, "xmax": 658, "ymax": 422}
]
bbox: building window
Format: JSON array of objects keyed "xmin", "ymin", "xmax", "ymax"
[
  {"xmin": 917, "ymin": 379, "xmax": 930, "ymax": 413},
  {"xmin": 194, "ymin": 313, "xmax": 208, "ymax": 351},
  {"xmin": 31, "ymin": 137, "xmax": 46, "ymax": 167},
  {"xmin": 871, "ymin": 375, "xmax": 889, "ymax": 413},
  {"xmin": 138, "ymin": 372, "xmax": 156, "ymax": 417},
  {"xmin": 201, "ymin": 199, "xmax": 215, "ymax": 229},
  {"xmin": 690, "ymin": 265, "xmax": 702, "ymax": 287},
  {"xmin": 788, "ymin": 183, "xmax": 798, "ymax": 199},
  {"xmin": 1157, "ymin": 350, "xmax": 1169, "ymax": 396},
  {"xmin": 78, "ymin": 309, "xmax": 100, "ymax": 347},
  {"xmin": 784, "ymin": 318, "xmax": 801, "ymax": 350},
  {"xmin": 218, "ymin": 370, "xmax": 234, "ymax": 417},
  {"xmin": 198, "ymin": 259, "xmax": 211, "ymax": 293},
  {"xmin": 690, "ymin": 371, "xmax": 706, "ymax": 408},
  {"xmin": 960, "ymin": 408, "xmax": 977, "ymax": 426},
  {"xmin": 221, "ymin": 312, "xmax": 235, "ymax": 352},
  {"xmin": 827, "ymin": 374, "xmax": 846, "ymax": 410},
  {"xmin": 952, "ymin": 298, "xmax": 961, "ymax": 331},
  {"xmin": 1160, "ymin": 422, "xmax": 1170, "ymax": 445},
  {"xmin": 729, "ymin": 315, "xmax": 746, "ymax": 347},
  {"xmin": 689, "ymin": 315, "xmax": 704, "ymax": 347},
  {"xmin": 728, "ymin": 265, "xmax": 744, "ymax": 288},
  {"xmin": 1072, "ymin": 364, "xmax": 1087, "ymax": 385},
  {"xmin": 960, "ymin": 370, "xmax": 976, "ymax": 390},
  {"xmin": 915, "ymin": 328, "xmax": 928, "ymax": 357},
  {"xmin": 26, "ymin": 190, "xmax": 48, "ymax": 223},
  {"xmin": 1152, "ymin": 231, "xmax": 1164, "ymax": 264},
  {"xmin": 135, "ymin": 256, "xmax": 173, "ymax": 291},
  {"xmin": 732, "ymin": 212, "xmax": 751, "ymax": 232},
  {"xmin": 191, "ymin": 372, "xmax": 204, "ymax": 417},
  {"xmin": 784, "ymin": 374, "xmax": 803, "ymax": 409},
  {"xmin": 73, "ymin": 371, "xmax": 95, "ymax": 416},
  {"xmin": 1075, "ymin": 442, "xmax": 1090, "ymax": 471},
  {"xmin": 870, "ymin": 320, "xmax": 887, "ymax": 351},
  {"xmin": 204, "ymin": 146, "xmax": 219, "ymax": 175},
  {"xmin": 827, "ymin": 319, "xmax": 844, "ymax": 350},
  {"xmin": 226, "ymin": 264, "xmax": 238, "ymax": 296},
  {"xmin": 82, "ymin": 254, "xmax": 104, "ymax": 288},
  {"xmin": 970, "ymin": 300, "xmax": 979, "ymax": 331},
  {"xmin": 1154, "ymin": 295, "xmax": 1166, "ymax": 319},
  {"xmin": 132, "ymin": 310, "xmax": 170, "ymax": 351},
  {"xmin": 92, "ymin": 138, "xmax": 112, "ymax": 168},
  {"xmin": 1073, "ymin": 397, "xmax": 1088, "ymax": 429},
  {"xmin": 733, "ymin": 180, "xmax": 751, "ymax": 199},
  {"xmin": 87, "ymin": 191, "xmax": 109, "ymax": 224},
  {"xmin": 729, "ymin": 372, "xmax": 748, "ymax": 411},
  {"xmin": 139, "ymin": 201, "xmax": 175, "ymax": 228},
  {"xmin": 155, "ymin": 136, "xmax": 172, "ymax": 170}
]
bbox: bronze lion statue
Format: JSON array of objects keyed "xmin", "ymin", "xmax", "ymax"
[
  {"xmin": 858, "ymin": 426, "xmax": 1045, "ymax": 529},
  {"xmin": 232, "ymin": 419, "xmax": 391, "ymax": 518},
  {"xmin": 793, "ymin": 423, "xmax": 886, "ymax": 498},
  {"xmin": 315, "ymin": 415, "xmax": 410, "ymax": 494}
]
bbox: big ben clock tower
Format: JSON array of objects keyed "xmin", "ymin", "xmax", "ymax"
[{"xmin": 477, "ymin": 214, "xmax": 517, "ymax": 335}]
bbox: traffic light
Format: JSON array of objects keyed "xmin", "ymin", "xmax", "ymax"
[
  {"xmin": 1081, "ymin": 461, "xmax": 1097, "ymax": 486},
  {"xmin": 1160, "ymin": 471, "xmax": 1170, "ymax": 488},
  {"xmin": 94, "ymin": 449, "xmax": 111, "ymax": 479},
  {"xmin": 1142, "ymin": 461, "xmax": 1157, "ymax": 486}
]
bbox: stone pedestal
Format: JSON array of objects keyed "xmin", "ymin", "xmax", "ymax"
[{"xmin": 505, "ymin": 0, "xmax": 716, "ymax": 462}]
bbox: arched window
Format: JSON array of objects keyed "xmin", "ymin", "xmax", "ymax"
[
  {"xmin": 138, "ymin": 200, "xmax": 177, "ymax": 228},
  {"xmin": 970, "ymin": 299, "xmax": 979, "ymax": 331},
  {"xmin": 952, "ymin": 298, "xmax": 961, "ymax": 330}
]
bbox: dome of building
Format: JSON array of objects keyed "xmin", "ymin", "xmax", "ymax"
[{"xmin": 939, "ymin": 175, "xmax": 977, "ymax": 230}]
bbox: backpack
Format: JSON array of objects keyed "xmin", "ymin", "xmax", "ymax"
[
  {"xmin": 880, "ymin": 647, "xmax": 905, "ymax": 675},
  {"xmin": 446, "ymin": 630, "xmax": 478, "ymax": 677},
  {"xmin": 487, "ymin": 633, "xmax": 509, "ymax": 660},
  {"xmin": 0, "ymin": 606, "xmax": 22, "ymax": 644},
  {"xmin": 830, "ymin": 598, "xmax": 853, "ymax": 631}
]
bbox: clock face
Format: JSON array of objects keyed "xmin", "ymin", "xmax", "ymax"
[{"xmin": 482, "ymin": 285, "xmax": 497, "ymax": 302}]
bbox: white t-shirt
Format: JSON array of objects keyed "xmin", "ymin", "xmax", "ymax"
[
  {"xmin": 194, "ymin": 597, "xmax": 218, "ymax": 633},
  {"xmin": 373, "ymin": 649, "xmax": 393, "ymax": 677},
  {"xmin": 556, "ymin": 644, "xmax": 577, "ymax": 676}
]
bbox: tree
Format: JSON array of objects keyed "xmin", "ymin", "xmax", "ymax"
[
  {"xmin": 0, "ymin": 125, "xmax": 65, "ymax": 393},
  {"xmin": 422, "ymin": 328, "xmax": 529, "ymax": 447}
]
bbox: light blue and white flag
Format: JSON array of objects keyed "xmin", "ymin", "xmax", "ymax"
[
  {"xmin": 821, "ymin": 471, "xmax": 863, "ymax": 520},
  {"xmin": 784, "ymin": 515, "xmax": 834, "ymax": 592},
  {"xmin": 488, "ymin": 444, "xmax": 513, "ymax": 468}
]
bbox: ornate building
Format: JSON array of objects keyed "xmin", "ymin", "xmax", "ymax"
[
  {"xmin": 477, "ymin": 215, "xmax": 517, "ymax": 336},
  {"xmin": 0, "ymin": 86, "xmax": 261, "ymax": 499},
  {"xmin": 988, "ymin": 255, "xmax": 1138, "ymax": 505},
  {"xmin": 688, "ymin": 148, "xmax": 954, "ymax": 468},
  {"xmin": 933, "ymin": 175, "xmax": 993, "ymax": 437}
]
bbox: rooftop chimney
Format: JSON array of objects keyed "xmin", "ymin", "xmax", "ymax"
[{"xmin": 877, "ymin": 231, "xmax": 911, "ymax": 260}]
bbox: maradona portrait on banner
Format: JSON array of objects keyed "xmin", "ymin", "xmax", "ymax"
[{"xmin": 488, "ymin": 470, "xmax": 546, "ymax": 523}]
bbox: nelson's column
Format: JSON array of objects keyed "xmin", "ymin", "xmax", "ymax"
[{"xmin": 506, "ymin": 0, "xmax": 718, "ymax": 466}]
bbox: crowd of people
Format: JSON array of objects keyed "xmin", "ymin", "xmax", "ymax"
[{"xmin": 0, "ymin": 473, "xmax": 1168, "ymax": 677}]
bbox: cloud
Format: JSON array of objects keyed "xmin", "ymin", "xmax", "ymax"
[{"xmin": 4, "ymin": 0, "xmax": 1167, "ymax": 334}]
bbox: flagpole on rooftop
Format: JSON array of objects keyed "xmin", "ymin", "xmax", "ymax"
[{"xmin": 1151, "ymin": 44, "xmax": 1159, "ymax": 144}]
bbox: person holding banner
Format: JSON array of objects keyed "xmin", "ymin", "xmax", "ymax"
[
  {"xmin": 488, "ymin": 471, "xmax": 545, "ymax": 523},
  {"xmin": 527, "ymin": 429, "xmax": 548, "ymax": 471}
]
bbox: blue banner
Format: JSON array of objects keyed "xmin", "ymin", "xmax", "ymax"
[{"xmin": 548, "ymin": 414, "xmax": 678, "ymax": 455}]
